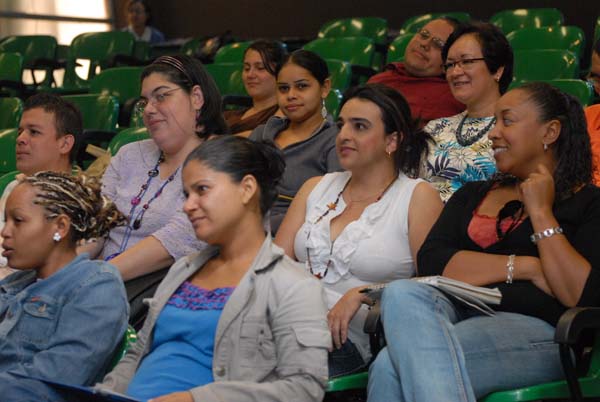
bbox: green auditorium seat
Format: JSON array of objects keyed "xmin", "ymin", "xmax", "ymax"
[
  {"xmin": 107, "ymin": 127, "xmax": 150, "ymax": 156},
  {"xmin": 204, "ymin": 62, "xmax": 246, "ymax": 96},
  {"xmin": 304, "ymin": 37, "xmax": 376, "ymax": 83},
  {"xmin": 318, "ymin": 18, "xmax": 388, "ymax": 70},
  {"xmin": 517, "ymin": 79, "xmax": 595, "ymax": 107},
  {"xmin": 213, "ymin": 41, "xmax": 252, "ymax": 64},
  {"xmin": 325, "ymin": 89, "xmax": 343, "ymax": 120},
  {"xmin": 90, "ymin": 67, "xmax": 143, "ymax": 106},
  {"xmin": 0, "ymin": 97, "xmax": 23, "ymax": 129},
  {"xmin": 387, "ymin": 33, "xmax": 414, "ymax": 63},
  {"xmin": 399, "ymin": 12, "xmax": 471, "ymax": 34},
  {"xmin": 63, "ymin": 94, "xmax": 119, "ymax": 167},
  {"xmin": 512, "ymin": 49, "xmax": 579, "ymax": 82},
  {"xmin": 0, "ymin": 129, "xmax": 18, "ymax": 175},
  {"xmin": 507, "ymin": 26, "xmax": 586, "ymax": 59},
  {"xmin": 0, "ymin": 171, "xmax": 18, "ymax": 195},
  {"xmin": 51, "ymin": 31, "xmax": 136, "ymax": 94},
  {"xmin": 0, "ymin": 52, "xmax": 24, "ymax": 97},
  {"xmin": 490, "ymin": 8, "xmax": 564, "ymax": 35},
  {"xmin": 325, "ymin": 59, "xmax": 352, "ymax": 91},
  {"xmin": 318, "ymin": 17, "xmax": 388, "ymax": 45},
  {"xmin": 0, "ymin": 35, "xmax": 57, "ymax": 88},
  {"xmin": 133, "ymin": 41, "xmax": 150, "ymax": 63},
  {"xmin": 181, "ymin": 37, "xmax": 203, "ymax": 58},
  {"xmin": 90, "ymin": 67, "xmax": 143, "ymax": 127}
]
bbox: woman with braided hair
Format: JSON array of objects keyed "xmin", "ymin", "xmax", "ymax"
[{"xmin": 0, "ymin": 171, "xmax": 129, "ymax": 401}]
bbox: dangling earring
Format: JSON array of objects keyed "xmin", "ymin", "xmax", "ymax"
[
  {"xmin": 53, "ymin": 232, "xmax": 62, "ymax": 242},
  {"xmin": 543, "ymin": 143, "xmax": 548, "ymax": 152},
  {"xmin": 386, "ymin": 150, "xmax": 392, "ymax": 158},
  {"xmin": 321, "ymin": 99, "xmax": 327, "ymax": 119}
]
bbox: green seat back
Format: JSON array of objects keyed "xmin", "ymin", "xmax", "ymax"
[
  {"xmin": 325, "ymin": 59, "xmax": 352, "ymax": 91},
  {"xmin": 513, "ymin": 50, "xmax": 579, "ymax": 82},
  {"xmin": 90, "ymin": 67, "xmax": 143, "ymax": 105},
  {"xmin": 108, "ymin": 325, "xmax": 137, "ymax": 371},
  {"xmin": 325, "ymin": 89, "xmax": 343, "ymax": 120},
  {"xmin": 490, "ymin": 8, "xmax": 564, "ymax": 35},
  {"xmin": 0, "ymin": 52, "xmax": 24, "ymax": 82},
  {"xmin": 304, "ymin": 37, "xmax": 375, "ymax": 69},
  {"xmin": 63, "ymin": 94, "xmax": 119, "ymax": 132},
  {"xmin": 62, "ymin": 31, "xmax": 135, "ymax": 90},
  {"xmin": 180, "ymin": 37, "xmax": 203, "ymax": 57},
  {"xmin": 507, "ymin": 26, "xmax": 585, "ymax": 59},
  {"xmin": 108, "ymin": 127, "xmax": 150, "ymax": 155},
  {"xmin": 214, "ymin": 41, "xmax": 252, "ymax": 64},
  {"xmin": 0, "ymin": 128, "xmax": 18, "ymax": 175},
  {"xmin": 204, "ymin": 62, "xmax": 246, "ymax": 95},
  {"xmin": 318, "ymin": 17, "xmax": 388, "ymax": 45},
  {"xmin": 510, "ymin": 79, "xmax": 595, "ymax": 107},
  {"xmin": 0, "ymin": 171, "xmax": 18, "ymax": 195},
  {"xmin": 0, "ymin": 97, "xmax": 23, "ymax": 130},
  {"xmin": 387, "ymin": 33, "xmax": 414, "ymax": 63},
  {"xmin": 0, "ymin": 35, "xmax": 57, "ymax": 87},
  {"xmin": 0, "ymin": 35, "xmax": 57, "ymax": 67},
  {"xmin": 133, "ymin": 41, "xmax": 150, "ymax": 62},
  {"xmin": 400, "ymin": 12, "xmax": 471, "ymax": 34}
]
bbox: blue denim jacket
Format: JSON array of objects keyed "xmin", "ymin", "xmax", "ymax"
[{"xmin": 0, "ymin": 254, "xmax": 129, "ymax": 402}]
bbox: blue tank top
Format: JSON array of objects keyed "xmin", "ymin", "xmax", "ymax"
[{"xmin": 126, "ymin": 282, "xmax": 235, "ymax": 400}]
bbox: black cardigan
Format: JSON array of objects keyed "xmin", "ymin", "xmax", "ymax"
[{"xmin": 417, "ymin": 181, "xmax": 600, "ymax": 326}]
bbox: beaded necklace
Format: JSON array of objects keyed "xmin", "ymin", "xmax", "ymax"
[
  {"xmin": 306, "ymin": 174, "xmax": 398, "ymax": 279},
  {"xmin": 455, "ymin": 114, "xmax": 496, "ymax": 147},
  {"xmin": 105, "ymin": 153, "xmax": 179, "ymax": 261}
]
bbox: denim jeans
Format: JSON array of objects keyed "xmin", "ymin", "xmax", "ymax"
[
  {"xmin": 328, "ymin": 338, "xmax": 367, "ymax": 378},
  {"xmin": 368, "ymin": 279, "xmax": 564, "ymax": 402}
]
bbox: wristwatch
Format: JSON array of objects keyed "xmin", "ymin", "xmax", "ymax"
[{"xmin": 530, "ymin": 226, "xmax": 564, "ymax": 244}]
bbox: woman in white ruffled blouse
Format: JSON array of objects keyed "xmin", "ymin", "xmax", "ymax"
[{"xmin": 275, "ymin": 84, "xmax": 443, "ymax": 377}]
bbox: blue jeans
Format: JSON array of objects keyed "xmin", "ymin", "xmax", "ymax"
[
  {"xmin": 368, "ymin": 280, "xmax": 564, "ymax": 402},
  {"xmin": 328, "ymin": 338, "xmax": 367, "ymax": 378}
]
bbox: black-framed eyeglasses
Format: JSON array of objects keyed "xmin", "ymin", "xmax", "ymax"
[
  {"xmin": 496, "ymin": 200, "xmax": 524, "ymax": 240},
  {"xmin": 417, "ymin": 28, "xmax": 446, "ymax": 50},
  {"xmin": 442, "ymin": 58, "xmax": 486, "ymax": 73}
]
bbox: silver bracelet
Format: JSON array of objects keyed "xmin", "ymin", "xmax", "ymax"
[
  {"xmin": 506, "ymin": 254, "xmax": 515, "ymax": 284},
  {"xmin": 530, "ymin": 226, "xmax": 564, "ymax": 244}
]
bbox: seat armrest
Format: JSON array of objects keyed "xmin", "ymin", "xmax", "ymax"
[{"xmin": 555, "ymin": 307, "xmax": 600, "ymax": 345}]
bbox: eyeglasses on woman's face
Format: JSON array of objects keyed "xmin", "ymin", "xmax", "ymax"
[
  {"xmin": 442, "ymin": 58, "xmax": 487, "ymax": 73},
  {"xmin": 136, "ymin": 87, "xmax": 182, "ymax": 114}
]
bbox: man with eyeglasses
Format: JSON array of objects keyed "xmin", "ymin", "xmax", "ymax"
[{"xmin": 369, "ymin": 18, "xmax": 465, "ymax": 124}]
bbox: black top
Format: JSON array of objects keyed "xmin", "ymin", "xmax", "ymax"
[{"xmin": 417, "ymin": 181, "xmax": 600, "ymax": 326}]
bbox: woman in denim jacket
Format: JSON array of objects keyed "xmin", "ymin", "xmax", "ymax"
[
  {"xmin": 0, "ymin": 172, "xmax": 129, "ymax": 401},
  {"xmin": 102, "ymin": 136, "xmax": 331, "ymax": 402}
]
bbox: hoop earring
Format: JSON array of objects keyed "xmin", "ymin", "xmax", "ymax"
[
  {"xmin": 321, "ymin": 99, "xmax": 327, "ymax": 119},
  {"xmin": 53, "ymin": 232, "xmax": 62, "ymax": 242}
]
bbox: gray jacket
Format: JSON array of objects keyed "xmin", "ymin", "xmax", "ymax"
[{"xmin": 102, "ymin": 236, "xmax": 331, "ymax": 402}]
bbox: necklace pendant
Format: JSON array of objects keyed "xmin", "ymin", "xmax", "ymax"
[
  {"xmin": 327, "ymin": 202, "xmax": 337, "ymax": 211},
  {"xmin": 313, "ymin": 272, "xmax": 323, "ymax": 279},
  {"xmin": 131, "ymin": 197, "xmax": 141, "ymax": 206},
  {"xmin": 132, "ymin": 218, "xmax": 142, "ymax": 230}
]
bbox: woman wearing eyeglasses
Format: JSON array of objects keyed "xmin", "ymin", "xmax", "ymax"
[
  {"xmin": 422, "ymin": 21, "xmax": 513, "ymax": 202},
  {"xmin": 275, "ymin": 84, "xmax": 443, "ymax": 377},
  {"xmin": 82, "ymin": 55, "xmax": 228, "ymax": 281},
  {"xmin": 368, "ymin": 82, "xmax": 600, "ymax": 402}
]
